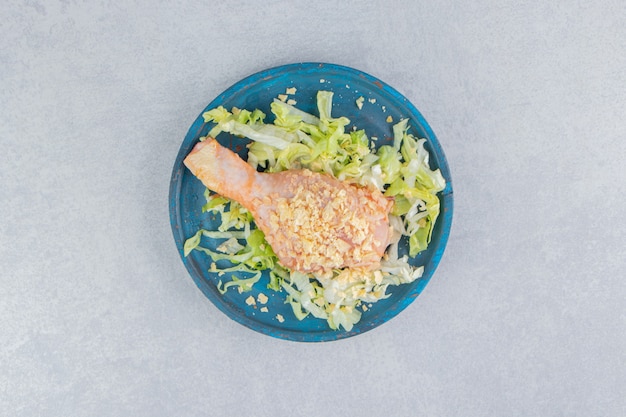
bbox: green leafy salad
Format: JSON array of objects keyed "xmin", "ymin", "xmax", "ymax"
[{"xmin": 184, "ymin": 90, "xmax": 445, "ymax": 331}]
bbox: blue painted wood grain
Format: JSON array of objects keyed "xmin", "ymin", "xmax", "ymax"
[{"xmin": 169, "ymin": 62, "xmax": 454, "ymax": 342}]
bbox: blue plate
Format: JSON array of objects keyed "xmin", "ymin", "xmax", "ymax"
[{"xmin": 169, "ymin": 63, "xmax": 453, "ymax": 342}]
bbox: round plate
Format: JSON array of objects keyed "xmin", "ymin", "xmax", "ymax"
[{"xmin": 169, "ymin": 62, "xmax": 453, "ymax": 342}]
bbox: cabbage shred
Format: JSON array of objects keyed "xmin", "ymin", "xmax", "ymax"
[{"xmin": 184, "ymin": 91, "xmax": 445, "ymax": 331}]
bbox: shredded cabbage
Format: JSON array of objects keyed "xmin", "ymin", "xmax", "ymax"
[{"xmin": 184, "ymin": 90, "xmax": 445, "ymax": 331}]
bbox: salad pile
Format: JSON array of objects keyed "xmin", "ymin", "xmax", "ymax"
[{"xmin": 184, "ymin": 90, "xmax": 445, "ymax": 331}]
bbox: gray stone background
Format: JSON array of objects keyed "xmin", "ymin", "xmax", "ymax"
[{"xmin": 1, "ymin": 1, "xmax": 624, "ymax": 416}]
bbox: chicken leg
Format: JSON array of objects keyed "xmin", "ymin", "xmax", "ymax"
[{"xmin": 184, "ymin": 138, "xmax": 393, "ymax": 274}]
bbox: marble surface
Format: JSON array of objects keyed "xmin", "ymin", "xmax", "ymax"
[{"xmin": 1, "ymin": 1, "xmax": 624, "ymax": 416}]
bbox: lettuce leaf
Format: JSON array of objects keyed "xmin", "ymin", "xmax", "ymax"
[{"xmin": 186, "ymin": 91, "xmax": 446, "ymax": 331}]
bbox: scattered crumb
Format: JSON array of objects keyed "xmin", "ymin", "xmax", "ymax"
[
  {"xmin": 368, "ymin": 98, "xmax": 377, "ymax": 104},
  {"xmin": 374, "ymin": 270, "xmax": 383, "ymax": 285},
  {"xmin": 382, "ymin": 105, "xmax": 387, "ymax": 112},
  {"xmin": 320, "ymin": 78, "xmax": 325, "ymax": 83},
  {"xmin": 276, "ymin": 314, "xmax": 285, "ymax": 323},
  {"xmin": 278, "ymin": 94, "xmax": 288, "ymax": 102},
  {"xmin": 257, "ymin": 293, "xmax": 269, "ymax": 304},
  {"xmin": 260, "ymin": 307, "xmax": 269, "ymax": 313},
  {"xmin": 287, "ymin": 99, "xmax": 297, "ymax": 106},
  {"xmin": 286, "ymin": 87, "xmax": 297, "ymax": 95},
  {"xmin": 362, "ymin": 304, "xmax": 368, "ymax": 311},
  {"xmin": 209, "ymin": 262, "xmax": 217, "ymax": 272},
  {"xmin": 371, "ymin": 136, "xmax": 378, "ymax": 141},
  {"xmin": 268, "ymin": 170, "xmax": 383, "ymax": 272},
  {"xmin": 386, "ymin": 115, "xmax": 393, "ymax": 123},
  {"xmin": 245, "ymin": 296, "xmax": 256, "ymax": 306},
  {"xmin": 346, "ymin": 84, "xmax": 350, "ymax": 88},
  {"xmin": 356, "ymin": 96, "xmax": 364, "ymax": 109}
]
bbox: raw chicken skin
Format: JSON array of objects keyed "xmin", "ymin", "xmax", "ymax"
[{"xmin": 183, "ymin": 138, "xmax": 393, "ymax": 274}]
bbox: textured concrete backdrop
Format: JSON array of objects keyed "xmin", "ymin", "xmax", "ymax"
[{"xmin": 1, "ymin": 1, "xmax": 625, "ymax": 416}]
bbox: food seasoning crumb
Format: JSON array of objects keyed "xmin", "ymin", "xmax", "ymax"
[
  {"xmin": 371, "ymin": 136, "xmax": 378, "ymax": 141},
  {"xmin": 374, "ymin": 270, "xmax": 384, "ymax": 285},
  {"xmin": 276, "ymin": 314, "xmax": 285, "ymax": 323},
  {"xmin": 260, "ymin": 307, "xmax": 269, "ymax": 313},
  {"xmin": 287, "ymin": 99, "xmax": 297, "ymax": 105},
  {"xmin": 382, "ymin": 105, "xmax": 387, "ymax": 112},
  {"xmin": 257, "ymin": 293, "xmax": 269, "ymax": 304},
  {"xmin": 346, "ymin": 84, "xmax": 350, "ymax": 88},
  {"xmin": 319, "ymin": 78, "xmax": 325, "ymax": 83},
  {"xmin": 386, "ymin": 115, "xmax": 393, "ymax": 123},
  {"xmin": 245, "ymin": 296, "xmax": 256, "ymax": 306},
  {"xmin": 356, "ymin": 96, "xmax": 364, "ymax": 109},
  {"xmin": 278, "ymin": 94, "xmax": 288, "ymax": 102},
  {"xmin": 286, "ymin": 87, "xmax": 297, "ymax": 95},
  {"xmin": 368, "ymin": 98, "xmax": 377, "ymax": 104},
  {"xmin": 209, "ymin": 262, "xmax": 217, "ymax": 272},
  {"xmin": 362, "ymin": 304, "xmax": 369, "ymax": 311}
]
